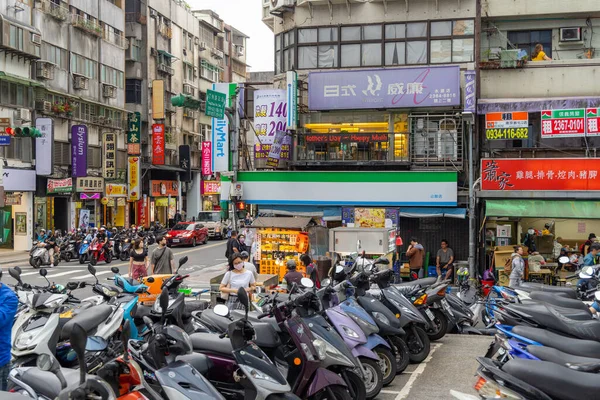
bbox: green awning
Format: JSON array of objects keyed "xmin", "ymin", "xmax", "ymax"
[
  {"xmin": 158, "ymin": 49, "xmax": 176, "ymax": 59},
  {"xmin": 486, "ymin": 200, "xmax": 600, "ymax": 219},
  {"xmin": 0, "ymin": 72, "xmax": 43, "ymax": 87}
]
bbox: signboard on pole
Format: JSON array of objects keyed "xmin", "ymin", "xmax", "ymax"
[
  {"xmin": 205, "ymin": 89, "xmax": 226, "ymax": 119},
  {"xmin": 211, "ymin": 83, "xmax": 235, "ymax": 173},
  {"xmin": 201, "ymin": 141, "xmax": 212, "ymax": 176},
  {"xmin": 127, "ymin": 156, "xmax": 141, "ymax": 201},
  {"xmin": 541, "ymin": 109, "xmax": 585, "ymax": 138},
  {"xmin": 286, "ymin": 71, "xmax": 298, "ymax": 130},
  {"xmin": 179, "ymin": 145, "xmax": 191, "ymax": 182},
  {"xmin": 127, "ymin": 112, "xmax": 141, "ymax": 155},
  {"xmin": 35, "ymin": 118, "xmax": 53, "ymax": 175},
  {"xmin": 485, "ymin": 112, "xmax": 529, "ymax": 140},
  {"xmin": 464, "ymin": 70, "xmax": 476, "ymax": 114},
  {"xmin": 103, "ymin": 132, "xmax": 116, "ymax": 179},
  {"xmin": 152, "ymin": 123, "xmax": 165, "ymax": 165},
  {"xmin": 71, "ymin": 125, "xmax": 87, "ymax": 177}
]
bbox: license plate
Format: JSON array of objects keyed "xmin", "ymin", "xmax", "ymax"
[
  {"xmin": 172, "ymin": 239, "xmax": 180, "ymax": 243},
  {"xmin": 425, "ymin": 309, "xmax": 435, "ymax": 321},
  {"xmin": 441, "ymin": 299, "xmax": 454, "ymax": 317}
]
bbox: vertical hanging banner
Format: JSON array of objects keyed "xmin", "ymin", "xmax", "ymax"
[
  {"xmin": 201, "ymin": 141, "xmax": 212, "ymax": 176},
  {"xmin": 286, "ymin": 71, "xmax": 298, "ymax": 130},
  {"xmin": 35, "ymin": 118, "xmax": 53, "ymax": 176},
  {"xmin": 103, "ymin": 132, "xmax": 116, "ymax": 179},
  {"xmin": 71, "ymin": 125, "xmax": 88, "ymax": 177},
  {"xmin": 127, "ymin": 112, "xmax": 141, "ymax": 155},
  {"xmin": 152, "ymin": 123, "xmax": 165, "ymax": 165},
  {"xmin": 253, "ymin": 89, "xmax": 290, "ymax": 161},
  {"xmin": 152, "ymin": 80, "xmax": 165, "ymax": 120},
  {"xmin": 464, "ymin": 70, "xmax": 476, "ymax": 114},
  {"xmin": 266, "ymin": 130, "xmax": 288, "ymax": 168},
  {"xmin": 179, "ymin": 145, "xmax": 191, "ymax": 182},
  {"xmin": 211, "ymin": 83, "xmax": 236, "ymax": 172},
  {"xmin": 127, "ymin": 156, "xmax": 141, "ymax": 201}
]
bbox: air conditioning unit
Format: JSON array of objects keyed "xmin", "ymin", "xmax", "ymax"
[
  {"xmin": 73, "ymin": 75, "xmax": 89, "ymax": 90},
  {"xmin": 199, "ymin": 42, "xmax": 207, "ymax": 51},
  {"xmin": 149, "ymin": 9, "xmax": 157, "ymax": 18},
  {"xmin": 31, "ymin": 34, "xmax": 41, "ymax": 45},
  {"xmin": 35, "ymin": 100, "xmax": 52, "ymax": 113},
  {"xmin": 183, "ymin": 83, "xmax": 194, "ymax": 95},
  {"xmin": 560, "ymin": 27, "xmax": 582, "ymax": 42},
  {"xmin": 236, "ymin": 45, "xmax": 244, "ymax": 56},
  {"xmin": 211, "ymin": 48, "xmax": 224, "ymax": 60},
  {"xmin": 270, "ymin": 0, "xmax": 295, "ymax": 15},
  {"xmin": 17, "ymin": 108, "xmax": 31, "ymax": 122},
  {"xmin": 183, "ymin": 48, "xmax": 187, "ymax": 56},
  {"xmin": 102, "ymin": 84, "xmax": 117, "ymax": 98},
  {"xmin": 150, "ymin": 47, "xmax": 158, "ymax": 57},
  {"xmin": 36, "ymin": 61, "xmax": 55, "ymax": 80},
  {"xmin": 194, "ymin": 37, "xmax": 199, "ymax": 45}
]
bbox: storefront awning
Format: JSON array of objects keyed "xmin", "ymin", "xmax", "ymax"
[
  {"xmin": 478, "ymin": 96, "xmax": 600, "ymax": 114},
  {"xmin": 158, "ymin": 49, "xmax": 176, "ymax": 59},
  {"xmin": 258, "ymin": 205, "xmax": 341, "ymax": 221},
  {"xmin": 0, "ymin": 72, "xmax": 43, "ymax": 87},
  {"xmin": 399, "ymin": 207, "xmax": 466, "ymax": 219},
  {"xmin": 252, "ymin": 217, "xmax": 313, "ymax": 229},
  {"xmin": 142, "ymin": 164, "xmax": 185, "ymax": 172},
  {"xmin": 485, "ymin": 200, "xmax": 600, "ymax": 219}
]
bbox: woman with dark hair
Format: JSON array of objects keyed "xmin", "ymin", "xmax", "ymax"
[
  {"xmin": 220, "ymin": 252, "xmax": 256, "ymax": 310},
  {"xmin": 129, "ymin": 238, "xmax": 148, "ymax": 280},
  {"xmin": 301, "ymin": 253, "xmax": 320, "ymax": 288}
]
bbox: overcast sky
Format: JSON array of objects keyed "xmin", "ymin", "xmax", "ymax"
[{"xmin": 189, "ymin": 0, "xmax": 274, "ymax": 73}]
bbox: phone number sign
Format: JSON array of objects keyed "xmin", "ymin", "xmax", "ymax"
[
  {"xmin": 541, "ymin": 109, "xmax": 586, "ymax": 138},
  {"xmin": 485, "ymin": 112, "xmax": 529, "ymax": 140}
]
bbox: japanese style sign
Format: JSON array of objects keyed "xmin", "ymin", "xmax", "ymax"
[
  {"xmin": 481, "ymin": 158, "xmax": 600, "ymax": 191},
  {"xmin": 103, "ymin": 132, "xmax": 116, "ymax": 179},
  {"xmin": 47, "ymin": 178, "xmax": 72, "ymax": 194},
  {"xmin": 106, "ymin": 183, "xmax": 127, "ymax": 197},
  {"xmin": 152, "ymin": 123, "xmax": 165, "ymax": 165},
  {"xmin": 76, "ymin": 177, "xmax": 104, "ymax": 193},
  {"xmin": 202, "ymin": 180, "xmax": 221, "ymax": 195},
  {"xmin": 305, "ymin": 133, "xmax": 389, "ymax": 143},
  {"xmin": 308, "ymin": 65, "xmax": 460, "ymax": 110},
  {"xmin": 205, "ymin": 89, "xmax": 226, "ymax": 119},
  {"xmin": 127, "ymin": 112, "xmax": 141, "ymax": 155},
  {"xmin": 485, "ymin": 112, "xmax": 529, "ymax": 140},
  {"xmin": 253, "ymin": 89, "xmax": 291, "ymax": 161},
  {"xmin": 127, "ymin": 156, "xmax": 140, "ymax": 201},
  {"xmin": 150, "ymin": 180, "xmax": 178, "ymax": 197},
  {"xmin": 541, "ymin": 109, "xmax": 585, "ymax": 138},
  {"xmin": 71, "ymin": 125, "xmax": 87, "ymax": 177},
  {"xmin": 201, "ymin": 141, "xmax": 212, "ymax": 176}
]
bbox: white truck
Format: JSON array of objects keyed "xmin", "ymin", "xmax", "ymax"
[{"xmin": 197, "ymin": 211, "xmax": 227, "ymax": 239}]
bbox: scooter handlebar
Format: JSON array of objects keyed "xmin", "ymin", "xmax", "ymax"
[{"xmin": 257, "ymin": 312, "xmax": 271, "ymax": 319}]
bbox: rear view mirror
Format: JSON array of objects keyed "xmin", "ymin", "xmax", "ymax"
[
  {"xmin": 321, "ymin": 278, "xmax": 331, "ymax": 287},
  {"xmin": 15, "ymin": 266, "xmax": 22, "ymax": 274},
  {"xmin": 111, "ymin": 267, "xmax": 119, "ymax": 274},
  {"xmin": 300, "ymin": 277, "xmax": 314, "ymax": 288},
  {"xmin": 85, "ymin": 336, "xmax": 108, "ymax": 352},
  {"xmin": 160, "ymin": 286, "xmax": 169, "ymax": 314},
  {"xmin": 146, "ymin": 277, "xmax": 155, "ymax": 283},
  {"xmin": 179, "ymin": 256, "xmax": 189, "ymax": 267},
  {"xmin": 558, "ymin": 256, "xmax": 570, "ymax": 264},
  {"xmin": 66, "ymin": 282, "xmax": 78, "ymax": 291},
  {"xmin": 143, "ymin": 316, "xmax": 154, "ymax": 331},
  {"xmin": 9, "ymin": 267, "xmax": 21, "ymax": 282},
  {"xmin": 214, "ymin": 304, "xmax": 229, "ymax": 317},
  {"xmin": 375, "ymin": 257, "xmax": 390, "ymax": 265},
  {"xmin": 40, "ymin": 268, "xmax": 47, "ymax": 277},
  {"xmin": 237, "ymin": 286, "xmax": 249, "ymax": 312},
  {"xmin": 88, "ymin": 264, "xmax": 97, "ymax": 276}
]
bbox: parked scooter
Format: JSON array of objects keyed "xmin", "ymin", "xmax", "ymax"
[{"xmin": 29, "ymin": 241, "xmax": 60, "ymax": 268}]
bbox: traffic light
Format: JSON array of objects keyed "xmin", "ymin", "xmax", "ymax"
[
  {"xmin": 236, "ymin": 201, "xmax": 245, "ymax": 211},
  {"xmin": 4, "ymin": 126, "xmax": 41, "ymax": 138},
  {"xmin": 171, "ymin": 93, "xmax": 202, "ymax": 110}
]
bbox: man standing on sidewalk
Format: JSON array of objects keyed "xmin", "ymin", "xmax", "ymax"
[
  {"xmin": 0, "ymin": 269, "xmax": 18, "ymax": 391},
  {"xmin": 151, "ymin": 236, "xmax": 175, "ymax": 275}
]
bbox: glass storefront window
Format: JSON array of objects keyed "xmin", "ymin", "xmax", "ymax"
[{"xmin": 298, "ymin": 28, "xmax": 317, "ymax": 43}]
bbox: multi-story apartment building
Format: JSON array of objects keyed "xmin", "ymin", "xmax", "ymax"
[
  {"xmin": 477, "ymin": 0, "xmax": 600, "ymax": 271},
  {"xmin": 249, "ymin": 0, "xmax": 477, "ymax": 260}
]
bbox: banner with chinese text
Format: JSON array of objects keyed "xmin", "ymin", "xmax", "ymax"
[
  {"xmin": 201, "ymin": 141, "xmax": 212, "ymax": 176},
  {"xmin": 127, "ymin": 112, "xmax": 141, "ymax": 155},
  {"xmin": 152, "ymin": 124, "xmax": 165, "ymax": 165},
  {"xmin": 103, "ymin": 132, "xmax": 116, "ymax": 179},
  {"xmin": 541, "ymin": 109, "xmax": 585, "ymax": 138},
  {"xmin": 253, "ymin": 89, "xmax": 291, "ymax": 161},
  {"xmin": 485, "ymin": 112, "xmax": 529, "ymax": 140},
  {"xmin": 127, "ymin": 156, "xmax": 141, "ymax": 201}
]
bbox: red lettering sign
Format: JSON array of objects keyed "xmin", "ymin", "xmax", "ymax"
[
  {"xmin": 304, "ymin": 133, "xmax": 388, "ymax": 143},
  {"xmin": 152, "ymin": 124, "xmax": 165, "ymax": 165},
  {"xmin": 201, "ymin": 141, "xmax": 212, "ymax": 176}
]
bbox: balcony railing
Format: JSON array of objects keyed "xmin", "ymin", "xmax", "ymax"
[
  {"xmin": 41, "ymin": 0, "xmax": 69, "ymax": 21},
  {"xmin": 71, "ymin": 14, "xmax": 102, "ymax": 37},
  {"xmin": 125, "ymin": 12, "xmax": 146, "ymax": 25},
  {"xmin": 103, "ymin": 30, "xmax": 128, "ymax": 49},
  {"xmin": 158, "ymin": 24, "xmax": 173, "ymax": 39}
]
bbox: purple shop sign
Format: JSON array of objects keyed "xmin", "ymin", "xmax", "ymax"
[
  {"xmin": 308, "ymin": 65, "xmax": 460, "ymax": 111},
  {"xmin": 71, "ymin": 125, "xmax": 88, "ymax": 177}
]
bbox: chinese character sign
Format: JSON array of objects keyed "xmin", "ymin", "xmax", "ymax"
[
  {"xmin": 266, "ymin": 130, "xmax": 289, "ymax": 168},
  {"xmin": 309, "ymin": 66, "xmax": 460, "ymax": 111},
  {"xmin": 253, "ymin": 89, "xmax": 291, "ymax": 161},
  {"xmin": 205, "ymin": 89, "xmax": 226, "ymax": 119},
  {"xmin": 179, "ymin": 145, "xmax": 191, "ymax": 182},
  {"xmin": 152, "ymin": 124, "xmax": 165, "ymax": 165},
  {"xmin": 71, "ymin": 125, "xmax": 87, "ymax": 177},
  {"xmin": 127, "ymin": 156, "xmax": 140, "ymax": 201},
  {"xmin": 485, "ymin": 112, "xmax": 529, "ymax": 140},
  {"xmin": 540, "ymin": 109, "xmax": 585, "ymax": 138},
  {"xmin": 127, "ymin": 112, "xmax": 141, "ymax": 155},
  {"xmin": 211, "ymin": 83, "xmax": 235, "ymax": 173},
  {"xmin": 35, "ymin": 117, "xmax": 53, "ymax": 176},
  {"xmin": 202, "ymin": 181, "xmax": 221, "ymax": 195},
  {"xmin": 103, "ymin": 132, "xmax": 116, "ymax": 179},
  {"xmin": 481, "ymin": 158, "xmax": 600, "ymax": 191},
  {"xmin": 201, "ymin": 141, "xmax": 212, "ymax": 176},
  {"xmin": 463, "ymin": 70, "xmax": 476, "ymax": 114},
  {"xmin": 586, "ymin": 108, "xmax": 600, "ymax": 135}
]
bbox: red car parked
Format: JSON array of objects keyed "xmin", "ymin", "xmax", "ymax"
[{"xmin": 166, "ymin": 222, "xmax": 209, "ymax": 247}]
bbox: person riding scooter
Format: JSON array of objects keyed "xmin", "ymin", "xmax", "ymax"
[{"xmin": 96, "ymin": 227, "xmax": 110, "ymax": 257}]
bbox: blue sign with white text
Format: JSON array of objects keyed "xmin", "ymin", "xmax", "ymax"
[{"xmin": 0, "ymin": 136, "xmax": 11, "ymax": 145}]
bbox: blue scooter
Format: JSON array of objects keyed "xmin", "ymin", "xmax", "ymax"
[{"xmin": 106, "ymin": 266, "xmax": 150, "ymax": 340}]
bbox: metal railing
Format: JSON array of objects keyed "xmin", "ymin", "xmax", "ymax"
[
  {"xmin": 409, "ymin": 114, "xmax": 464, "ymax": 170},
  {"xmin": 125, "ymin": 12, "xmax": 146, "ymax": 24},
  {"xmin": 71, "ymin": 14, "xmax": 102, "ymax": 37},
  {"xmin": 103, "ymin": 30, "xmax": 128, "ymax": 49},
  {"xmin": 41, "ymin": 0, "xmax": 69, "ymax": 21},
  {"xmin": 158, "ymin": 24, "xmax": 173, "ymax": 39}
]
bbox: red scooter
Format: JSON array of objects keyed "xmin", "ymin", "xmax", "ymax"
[{"xmin": 88, "ymin": 238, "xmax": 112, "ymax": 265}]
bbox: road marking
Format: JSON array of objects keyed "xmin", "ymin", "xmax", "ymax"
[
  {"xmin": 380, "ymin": 390, "xmax": 402, "ymax": 394},
  {"xmin": 46, "ymin": 270, "xmax": 83, "ymax": 278},
  {"xmin": 395, "ymin": 343, "xmax": 442, "ymax": 400},
  {"xmin": 72, "ymin": 270, "xmax": 111, "ymax": 280}
]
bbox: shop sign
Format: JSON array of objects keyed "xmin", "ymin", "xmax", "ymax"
[
  {"xmin": 541, "ymin": 109, "xmax": 585, "ymax": 138},
  {"xmin": 201, "ymin": 141, "xmax": 212, "ymax": 176},
  {"xmin": 266, "ymin": 130, "xmax": 289, "ymax": 168},
  {"xmin": 152, "ymin": 124, "xmax": 165, "ymax": 165},
  {"xmin": 101, "ymin": 197, "xmax": 109, "ymax": 205},
  {"xmin": 205, "ymin": 89, "xmax": 226, "ymax": 119},
  {"xmin": 106, "ymin": 183, "xmax": 127, "ymax": 197},
  {"xmin": 481, "ymin": 158, "xmax": 600, "ymax": 191},
  {"xmin": 485, "ymin": 112, "xmax": 529, "ymax": 140},
  {"xmin": 80, "ymin": 193, "xmax": 100, "ymax": 200},
  {"xmin": 179, "ymin": 145, "xmax": 191, "ymax": 182},
  {"xmin": 5, "ymin": 193, "xmax": 21, "ymax": 206},
  {"xmin": 151, "ymin": 80, "xmax": 165, "ymax": 120},
  {"xmin": 35, "ymin": 117, "xmax": 53, "ymax": 176},
  {"xmin": 286, "ymin": 71, "xmax": 298, "ymax": 130},
  {"xmin": 127, "ymin": 156, "xmax": 141, "ymax": 201},
  {"xmin": 211, "ymin": 83, "xmax": 236, "ymax": 173},
  {"xmin": 586, "ymin": 108, "xmax": 600, "ymax": 134},
  {"xmin": 463, "ymin": 70, "xmax": 476, "ymax": 114},
  {"xmin": 231, "ymin": 182, "xmax": 243, "ymax": 197},
  {"xmin": 138, "ymin": 197, "xmax": 147, "ymax": 227},
  {"xmin": 305, "ymin": 133, "xmax": 389, "ymax": 143},
  {"xmin": 3, "ymin": 168, "xmax": 36, "ymax": 191},
  {"xmin": 342, "ymin": 207, "xmax": 399, "ymax": 228},
  {"xmin": 117, "ymin": 197, "xmax": 126, "ymax": 206},
  {"xmin": 76, "ymin": 177, "xmax": 104, "ymax": 193},
  {"xmin": 202, "ymin": 180, "xmax": 221, "ymax": 195},
  {"xmin": 47, "ymin": 178, "xmax": 73, "ymax": 194},
  {"xmin": 253, "ymin": 89, "xmax": 291, "ymax": 160},
  {"xmin": 150, "ymin": 180, "xmax": 178, "ymax": 197},
  {"xmin": 308, "ymin": 65, "xmax": 460, "ymax": 111},
  {"xmin": 127, "ymin": 112, "xmax": 141, "ymax": 155},
  {"xmin": 71, "ymin": 125, "xmax": 88, "ymax": 177},
  {"xmin": 103, "ymin": 132, "xmax": 117, "ymax": 179}
]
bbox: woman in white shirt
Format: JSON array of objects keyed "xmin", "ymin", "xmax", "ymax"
[{"xmin": 220, "ymin": 252, "xmax": 256, "ymax": 310}]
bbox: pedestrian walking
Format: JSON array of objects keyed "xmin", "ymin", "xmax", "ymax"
[
  {"xmin": 406, "ymin": 237, "xmax": 425, "ymax": 280},
  {"xmin": 0, "ymin": 269, "xmax": 18, "ymax": 391},
  {"xmin": 240, "ymin": 251, "xmax": 258, "ymax": 280},
  {"xmin": 129, "ymin": 238, "xmax": 149, "ymax": 280},
  {"xmin": 220, "ymin": 253, "xmax": 256, "ymax": 310},
  {"xmin": 225, "ymin": 230, "xmax": 241, "ymax": 258},
  {"xmin": 151, "ymin": 235, "xmax": 175, "ymax": 275},
  {"xmin": 509, "ymin": 246, "xmax": 525, "ymax": 287}
]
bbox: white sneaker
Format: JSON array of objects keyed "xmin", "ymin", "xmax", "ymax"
[{"xmin": 50, "ymin": 264, "xmax": 54, "ymax": 268}]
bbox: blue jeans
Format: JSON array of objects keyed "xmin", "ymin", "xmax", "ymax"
[{"xmin": 0, "ymin": 362, "xmax": 10, "ymax": 391}]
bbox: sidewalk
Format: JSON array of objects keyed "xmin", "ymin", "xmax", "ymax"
[{"xmin": 0, "ymin": 248, "xmax": 31, "ymax": 266}]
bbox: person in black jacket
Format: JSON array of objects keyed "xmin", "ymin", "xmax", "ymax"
[{"xmin": 225, "ymin": 230, "xmax": 241, "ymax": 258}]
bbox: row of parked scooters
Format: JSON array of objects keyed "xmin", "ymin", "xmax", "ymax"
[
  {"xmin": 451, "ymin": 255, "xmax": 600, "ymax": 400},
  {"xmin": 4, "ymin": 249, "xmax": 487, "ymax": 399}
]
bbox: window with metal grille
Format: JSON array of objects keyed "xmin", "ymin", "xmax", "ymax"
[{"xmin": 409, "ymin": 113, "xmax": 463, "ymax": 169}]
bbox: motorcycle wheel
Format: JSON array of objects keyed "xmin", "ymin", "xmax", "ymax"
[
  {"xmin": 311, "ymin": 385, "xmax": 351, "ymax": 400},
  {"xmin": 90, "ymin": 255, "xmax": 97, "ymax": 266},
  {"xmin": 64, "ymin": 253, "xmax": 72, "ymax": 263},
  {"xmin": 79, "ymin": 254, "xmax": 86, "ymax": 264},
  {"xmin": 29, "ymin": 257, "xmax": 38, "ymax": 268},
  {"xmin": 407, "ymin": 325, "xmax": 431, "ymax": 364},
  {"xmin": 341, "ymin": 370, "xmax": 368, "ymax": 400},
  {"xmin": 119, "ymin": 252, "xmax": 129, "ymax": 262},
  {"xmin": 356, "ymin": 358, "xmax": 382, "ymax": 399},
  {"xmin": 105, "ymin": 252, "xmax": 112, "ymax": 264},
  {"xmin": 427, "ymin": 308, "xmax": 449, "ymax": 341},
  {"xmin": 389, "ymin": 336, "xmax": 410, "ymax": 374},
  {"xmin": 374, "ymin": 346, "xmax": 396, "ymax": 386}
]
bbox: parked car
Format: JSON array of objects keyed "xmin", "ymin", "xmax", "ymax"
[{"xmin": 166, "ymin": 222, "xmax": 208, "ymax": 247}]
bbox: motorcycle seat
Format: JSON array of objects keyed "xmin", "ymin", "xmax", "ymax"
[
  {"xmin": 183, "ymin": 300, "xmax": 210, "ymax": 318},
  {"xmin": 190, "ymin": 332, "xmax": 233, "ymax": 355},
  {"xmin": 503, "ymin": 358, "xmax": 600, "ymax": 400},
  {"xmin": 61, "ymin": 304, "xmax": 113, "ymax": 340},
  {"xmin": 527, "ymin": 345, "xmax": 600, "ymax": 368},
  {"xmin": 396, "ymin": 277, "xmax": 437, "ymax": 288},
  {"xmin": 394, "ymin": 285, "xmax": 420, "ymax": 296},
  {"xmin": 512, "ymin": 302, "xmax": 592, "ymax": 321},
  {"xmin": 233, "ymin": 310, "xmax": 281, "ymax": 333},
  {"xmin": 133, "ymin": 305, "xmax": 152, "ymax": 320},
  {"xmin": 198, "ymin": 309, "xmax": 230, "ymax": 333},
  {"xmin": 518, "ymin": 282, "xmax": 577, "ymax": 299},
  {"xmin": 512, "ymin": 326, "xmax": 600, "ymax": 358},
  {"xmin": 528, "ymin": 291, "xmax": 590, "ymax": 312},
  {"xmin": 18, "ymin": 367, "xmax": 85, "ymax": 399},
  {"xmin": 175, "ymin": 353, "xmax": 213, "ymax": 376}
]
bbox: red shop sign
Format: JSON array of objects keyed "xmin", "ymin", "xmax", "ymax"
[
  {"xmin": 482, "ymin": 158, "xmax": 600, "ymax": 191},
  {"xmin": 201, "ymin": 141, "xmax": 212, "ymax": 176},
  {"xmin": 152, "ymin": 124, "xmax": 165, "ymax": 165}
]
